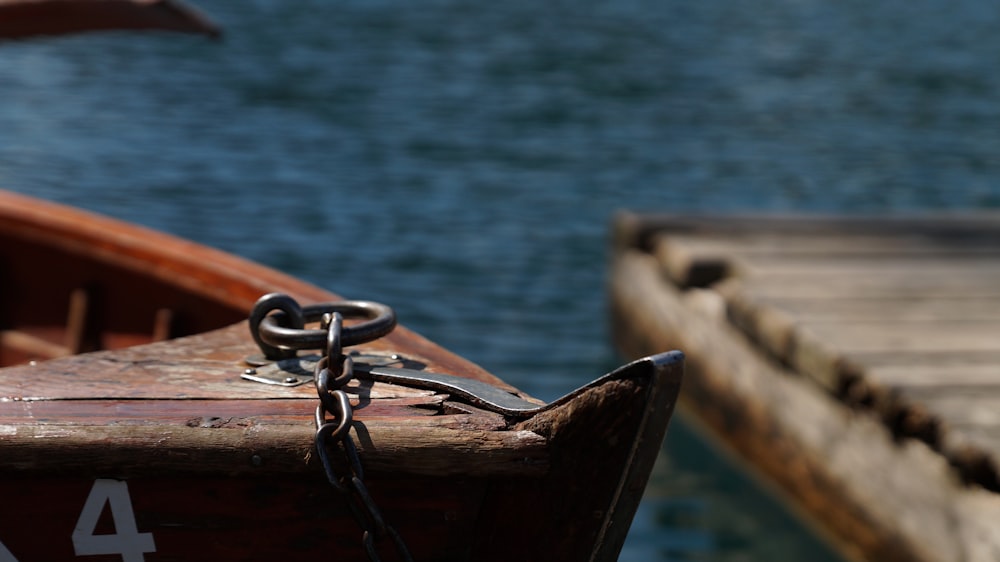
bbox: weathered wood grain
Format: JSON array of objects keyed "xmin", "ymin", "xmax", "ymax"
[
  {"xmin": 0, "ymin": 322, "xmax": 545, "ymax": 478},
  {"xmin": 0, "ymin": 397, "xmax": 444, "ymax": 424},
  {"xmin": 0, "ymin": 419, "xmax": 548, "ymax": 477}
]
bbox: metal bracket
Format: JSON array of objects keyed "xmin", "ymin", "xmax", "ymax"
[
  {"xmin": 241, "ymin": 353, "xmax": 405, "ymax": 387},
  {"xmin": 241, "ymin": 351, "xmax": 543, "ymax": 415},
  {"xmin": 352, "ymin": 364, "xmax": 544, "ymax": 416}
]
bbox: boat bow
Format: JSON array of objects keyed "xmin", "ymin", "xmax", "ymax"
[{"xmin": 0, "ymin": 191, "xmax": 682, "ymax": 561}]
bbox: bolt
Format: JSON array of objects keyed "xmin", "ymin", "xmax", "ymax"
[
  {"xmin": 251, "ymin": 454, "xmax": 263, "ymax": 467},
  {"xmin": 284, "ymin": 377, "xmax": 298, "ymax": 384},
  {"xmin": 244, "ymin": 368, "xmax": 257, "ymax": 376}
]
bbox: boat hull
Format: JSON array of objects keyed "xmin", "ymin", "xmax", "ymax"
[{"xmin": 0, "ymin": 192, "xmax": 682, "ymax": 561}]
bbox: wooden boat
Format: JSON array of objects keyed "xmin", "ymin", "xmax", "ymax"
[
  {"xmin": 0, "ymin": 0, "xmax": 220, "ymax": 40},
  {"xmin": 0, "ymin": 190, "xmax": 682, "ymax": 561}
]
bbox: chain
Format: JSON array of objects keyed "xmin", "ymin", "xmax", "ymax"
[{"xmin": 249, "ymin": 293, "xmax": 412, "ymax": 562}]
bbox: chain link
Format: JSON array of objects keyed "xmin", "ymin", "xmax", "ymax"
[{"xmin": 249, "ymin": 294, "xmax": 412, "ymax": 562}]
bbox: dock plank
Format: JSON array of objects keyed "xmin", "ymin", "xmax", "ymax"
[
  {"xmin": 656, "ymin": 232, "xmax": 1000, "ymax": 257},
  {"xmin": 902, "ymin": 389, "xmax": 1000, "ymax": 427},
  {"xmin": 735, "ymin": 296, "xmax": 1000, "ymax": 323},
  {"xmin": 653, "ymin": 232, "xmax": 1000, "ymax": 287},
  {"xmin": 799, "ymin": 321, "xmax": 1000, "ymax": 355},
  {"xmin": 867, "ymin": 363, "xmax": 1000, "ymax": 387}
]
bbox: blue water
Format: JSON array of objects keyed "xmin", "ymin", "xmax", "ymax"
[{"xmin": 3, "ymin": 0, "xmax": 999, "ymax": 558}]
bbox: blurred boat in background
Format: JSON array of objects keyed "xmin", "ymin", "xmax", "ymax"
[{"xmin": 0, "ymin": 0, "xmax": 220, "ymax": 40}]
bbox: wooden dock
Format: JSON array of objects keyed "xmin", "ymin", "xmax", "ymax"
[{"xmin": 609, "ymin": 212, "xmax": 1000, "ymax": 562}]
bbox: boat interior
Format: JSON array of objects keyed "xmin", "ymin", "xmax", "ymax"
[{"xmin": 0, "ymin": 232, "xmax": 246, "ymax": 367}]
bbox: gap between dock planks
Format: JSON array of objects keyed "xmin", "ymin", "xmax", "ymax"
[{"xmin": 611, "ymin": 211, "xmax": 1000, "ymax": 562}]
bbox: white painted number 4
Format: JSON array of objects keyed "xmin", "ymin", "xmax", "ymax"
[
  {"xmin": 73, "ymin": 479, "xmax": 156, "ymax": 562},
  {"xmin": 0, "ymin": 479, "xmax": 155, "ymax": 562}
]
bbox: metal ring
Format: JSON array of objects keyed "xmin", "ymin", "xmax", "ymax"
[
  {"xmin": 249, "ymin": 293, "xmax": 306, "ymax": 359},
  {"xmin": 255, "ymin": 298, "xmax": 396, "ymax": 355}
]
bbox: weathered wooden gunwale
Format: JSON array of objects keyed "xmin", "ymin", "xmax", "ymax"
[
  {"xmin": 610, "ymin": 211, "xmax": 1000, "ymax": 562},
  {"xmin": 0, "ymin": 192, "xmax": 682, "ymax": 561}
]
